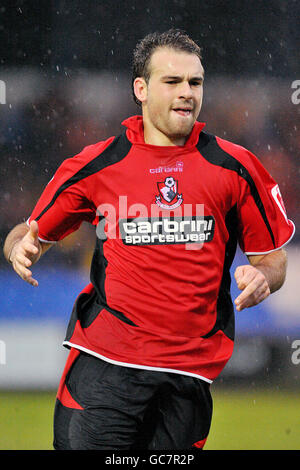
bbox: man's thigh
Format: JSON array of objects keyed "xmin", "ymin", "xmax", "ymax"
[
  {"xmin": 138, "ymin": 375, "xmax": 213, "ymax": 450},
  {"xmin": 53, "ymin": 351, "xmax": 156, "ymax": 450},
  {"xmin": 53, "ymin": 350, "xmax": 213, "ymax": 450}
]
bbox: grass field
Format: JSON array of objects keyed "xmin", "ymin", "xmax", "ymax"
[
  {"xmin": 0, "ymin": 389, "xmax": 299, "ymax": 450},
  {"xmin": 205, "ymin": 388, "xmax": 300, "ymax": 450}
]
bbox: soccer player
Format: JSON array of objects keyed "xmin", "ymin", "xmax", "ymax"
[{"xmin": 3, "ymin": 29, "xmax": 295, "ymax": 450}]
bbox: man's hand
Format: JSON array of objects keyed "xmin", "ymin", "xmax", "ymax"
[
  {"xmin": 9, "ymin": 220, "xmax": 42, "ymax": 287},
  {"xmin": 234, "ymin": 264, "xmax": 271, "ymax": 312}
]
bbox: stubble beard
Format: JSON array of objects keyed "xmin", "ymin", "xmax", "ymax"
[
  {"xmin": 144, "ymin": 103, "xmax": 197, "ymax": 144},
  {"xmin": 165, "ymin": 114, "xmax": 195, "ymax": 141}
]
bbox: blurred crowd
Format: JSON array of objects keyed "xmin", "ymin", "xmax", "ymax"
[{"xmin": 0, "ymin": 71, "xmax": 298, "ymax": 270}]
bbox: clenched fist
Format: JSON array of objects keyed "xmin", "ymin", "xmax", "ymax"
[{"xmin": 234, "ymin": 264, "xmax": 271, "ymax": 311}]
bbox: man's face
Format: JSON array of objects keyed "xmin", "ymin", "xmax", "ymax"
[{"xmin": 137, "ymin": 47, "xmax": 204, "ymax": 145}]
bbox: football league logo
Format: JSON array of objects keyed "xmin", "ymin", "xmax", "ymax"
[
  {"xmin": 271, "ymin": 184, "xmax": 288, "ymax": 222},
  {"xmin": 156, "ymin": 176, "xmax": 183, "ymax": 210}
]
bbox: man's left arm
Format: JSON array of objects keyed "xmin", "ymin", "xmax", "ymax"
[{"xmin": 234, "ymin": 248, "xmax": 288, "ymax": 312}]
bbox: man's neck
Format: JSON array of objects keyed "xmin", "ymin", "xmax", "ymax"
[
  {"xmin": 144, "ymin": 130, "xmax": 186, "ymax": 147},
  {"xmin": 142, "ymin": 115, "xmax": 186, "ymax": 147}
]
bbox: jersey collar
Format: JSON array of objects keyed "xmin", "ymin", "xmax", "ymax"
[{"xmin": 122, "ymin": 115, "xmax": 206, "ymax": 148}]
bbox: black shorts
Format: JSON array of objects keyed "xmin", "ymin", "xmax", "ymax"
[{"xmin": 53, "ymin": 349, "xmax": 212, "ymax": 450}]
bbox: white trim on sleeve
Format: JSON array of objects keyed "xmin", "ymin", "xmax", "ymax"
[
  {"xmin": 244, "ymin": 220, "xmax": 295, "ymax": 255},
  {"xmin": 26, "ymin": 217, "xmax": 58, "ymax": 244}
]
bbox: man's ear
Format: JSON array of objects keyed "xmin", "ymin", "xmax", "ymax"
[{"xmin": 133, "ymin": 77, "xmax": 148, "ymax": 104}]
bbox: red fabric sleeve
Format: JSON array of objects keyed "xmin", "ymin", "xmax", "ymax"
[
  {"xmin": 27, "ymin": 137, "xmax": 114, "ymax": 242},
  {"xmin": 217, "ymin": 137, "xmax": 295, "ymax": 254}
]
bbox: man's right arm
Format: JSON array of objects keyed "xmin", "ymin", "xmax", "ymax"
[
  {"xmin": 3, "ymin": 139, "xmax": 111, "ymax": 285},
  {"xmin": 3, "ymin": 220, "xmax": 52, "ymax": 287}
]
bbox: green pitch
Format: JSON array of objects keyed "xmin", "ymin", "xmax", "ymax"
[
  {"xmin": 0, "ymin": 389, "xmax": 299, "ymax": 450},
  {"xmin": 206, "ymin": 388, "xmax": 300, "ymax": 450}
]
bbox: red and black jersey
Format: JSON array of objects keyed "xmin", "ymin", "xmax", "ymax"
[{"xmin": 28, "ymin": 115, "xmax": 295, "ymax": 383}]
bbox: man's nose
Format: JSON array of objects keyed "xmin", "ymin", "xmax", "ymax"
[{"xmin": 178, "ymin": 81, "xmax": 193, "ymax": 99}]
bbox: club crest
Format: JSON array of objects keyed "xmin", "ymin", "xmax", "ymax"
[{"xmin": 156, "ymin": 176, "xmax": 183, "ymax": 210}]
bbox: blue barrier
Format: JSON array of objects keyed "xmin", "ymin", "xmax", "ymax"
[
  {"xmin": 1, "ymin": 250, "xmax": 299, "ymax": 337},
  {"xmin": 0, "ymin": 266, "xmax": 87, "ymax": 324}
]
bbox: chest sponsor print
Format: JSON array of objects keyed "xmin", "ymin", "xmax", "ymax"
[{"xmin": 119, "ymin": 215, "xmax": 215, "ymax": 246}]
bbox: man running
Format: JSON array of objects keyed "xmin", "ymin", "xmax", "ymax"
[{"xmin": 3, "ymin": 29, "xmax": 295, "ymax": 450}]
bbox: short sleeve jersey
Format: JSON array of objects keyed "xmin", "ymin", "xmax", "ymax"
[{"xmin": 28, "ymin": 115, "xmax": 295, "ymax": 383}]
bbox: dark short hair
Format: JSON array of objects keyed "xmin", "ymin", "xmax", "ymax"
[{"xmin": 131, "ymin": 29, "xmax": 202, "ymax": 106}]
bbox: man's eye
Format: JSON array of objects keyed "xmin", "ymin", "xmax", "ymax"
[{"xmin": 166, "ymin": 81, "xmax": 177, "ymax": 84}]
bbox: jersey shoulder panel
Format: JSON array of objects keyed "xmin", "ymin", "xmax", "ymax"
[
  {"xmin": 214, "ymin": 135, "xmax": 274, "ymax": 181},
  {"xmin": 36, "ymin": 132, "xmax": 132, "ymax": 218},
  {"xmin": 197, "ymin": 132, "xmax": 294, "ymax": 253},
  {"xmin": 28, "ymin": 133, "xmax": 132, "ymax": 241},
  {"xmin": 197, "ymin": 132, "xmax": 269, "ymax": 179},
  {"xmin": 56, "ymin": 132, "xmax": 132, "ymax": 184},
  {"xmin": 53, "ymin": 136, "xmax": 116, "ymax": 181}
]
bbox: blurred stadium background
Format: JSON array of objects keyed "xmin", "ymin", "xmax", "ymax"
[{"xmin": 0, "ymin": 0, "xmax": 299, "ymax": 450}]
